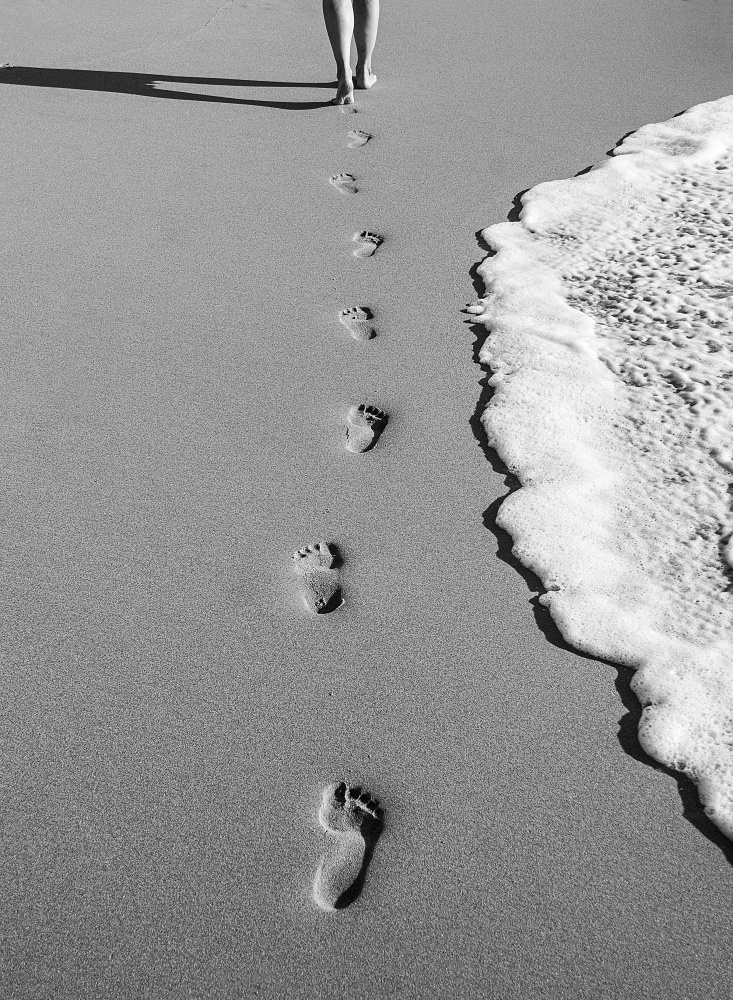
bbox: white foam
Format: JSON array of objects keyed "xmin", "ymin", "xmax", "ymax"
[{"xmin": 476, "ymin": 96, "xmax": 733, "ymax": 840}]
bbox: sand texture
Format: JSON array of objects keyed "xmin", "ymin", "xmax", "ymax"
[{"xmin": 1, "ymin": 1, "xmax": 733, "ymax": 998}]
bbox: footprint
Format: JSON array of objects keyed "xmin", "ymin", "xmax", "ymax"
[
  {"xmin": 346, "ymin": 404, "xmax": 388, "ymax": 453},
  {"xmin": 339, "ymin": 306, "xmax": 375, "ymax": 341},
  {"xmin": 293, "ymin": 542, "xmax": 342, "ymax": 614},
  {"xmin": 347, "ymin": 129, "xmax": 372, "ymax": 148},
  {"xmin": 330, "ymin": 172, "xmax": 358, "ymax": 196},
  {"xmin": 352, "ymin": 231, "xmax": 383, "ymax": 258},
  {"xmin": 313, "ymin": 782, "xmax": 384, "ymax": 912}
]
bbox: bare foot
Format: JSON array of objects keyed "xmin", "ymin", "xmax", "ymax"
[
  {"xmin": 355, "ymin": 66, "xmax": 377, "ymax": 90},
  {"xmin": 333, "ymin": 73, "xmax": 354, "ymax": 105}
]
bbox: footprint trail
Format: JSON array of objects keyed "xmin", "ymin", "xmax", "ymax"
[{"xmin": 313, "ymin": 782, "xmax": 384, "ymax": 911}]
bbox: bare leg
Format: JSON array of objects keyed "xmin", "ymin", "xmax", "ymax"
[
  {"xmin": 353, "ymin": 0, "xmax": 378, "ymax": 89},
  {"xmin": 322, "ymin": 0, "xmax": 355, "ymax": 105}
]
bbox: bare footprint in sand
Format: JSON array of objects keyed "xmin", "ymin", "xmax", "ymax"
[
  {"xmin": 346, "ymin": 404, "xmax": 388, "ymax": 453},
  {"xmin": 293, "ymin": 542, "xmax": 342, "ymax": 614},
  {"xmin": 347, "ymin": 129, "xmax": 372, "ymax": 148},
  {"xmin": 330, "ymin": 172, "xmax": 358, "ymax": 196},
  {"xmin": 339, "ymin": 306, "xmax": 375, "ymax": 341},
  {"xmin": 352, "ymin": 231, "xmax": 383, "ymax": 258},
  {"xmin": 313, "ymin": 782, "xmax": 384, "ymax": 911}
]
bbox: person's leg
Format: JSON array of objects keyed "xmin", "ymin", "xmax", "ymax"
[
  {"xmin": 353, "ymin": 0, "xmax": 378, "ymax": 89},
  {"xmin": 322, "ymin": 0, "xmax": 355, "ymax": 104}
]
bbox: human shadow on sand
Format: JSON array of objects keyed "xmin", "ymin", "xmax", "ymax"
[
  {"xmin": 0, "ymin": 66, "xmax": 335, "ymax": 110},
  {"xmin": 468, "ymin": 218, "xmax": 733, "ymax": 868}
]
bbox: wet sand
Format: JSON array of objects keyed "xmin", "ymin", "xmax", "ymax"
[{"xmin": 1, "ymin": 0, "xmax": 732, "ymax": 997}]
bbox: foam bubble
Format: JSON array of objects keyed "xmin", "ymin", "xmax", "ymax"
[{"xmin": 477, "ymin": 96, "xmax": 733, "ymax": 840}]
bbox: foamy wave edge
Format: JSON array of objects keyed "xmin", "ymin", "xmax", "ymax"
[{"xmin": 476, "ymin": 96, "xmax": 733, "ymax": 840}]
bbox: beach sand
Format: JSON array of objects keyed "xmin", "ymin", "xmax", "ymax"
[{"xmin": 1, "ymin": 1, "xmax": 732, "ymax": 997}]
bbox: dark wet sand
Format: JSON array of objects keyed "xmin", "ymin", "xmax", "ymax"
[{"xmin": 1, "ymin": 1, "xmax": 732, "ymax": 997}]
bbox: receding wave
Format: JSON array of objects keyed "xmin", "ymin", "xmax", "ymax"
[{"xmin": 473, "ymin": 96, "xmax": 733, "ymax": 840}]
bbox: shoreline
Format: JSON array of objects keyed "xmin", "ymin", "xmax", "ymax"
[{"xmin": 1, "ymin": 0, "xmax": 733, "ymax": 997}]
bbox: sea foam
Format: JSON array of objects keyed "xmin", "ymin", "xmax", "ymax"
[{"xmin": 474, "ymin": 96, "xmax": 733, "ymax": 840}]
